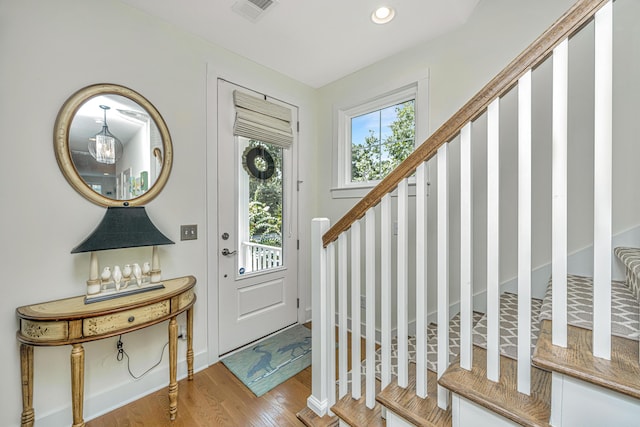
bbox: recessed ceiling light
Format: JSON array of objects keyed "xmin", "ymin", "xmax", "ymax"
[{"xmin": 371, "ymin": 6, "xmax": 395, "ymax": 24}]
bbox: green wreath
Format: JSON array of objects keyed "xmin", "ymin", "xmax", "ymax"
[{"xmin": 242, "ymin": 146, "xmax": 275, "ymax": 180}]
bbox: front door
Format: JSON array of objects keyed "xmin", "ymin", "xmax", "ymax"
[{"xmin": 217, "ymin": 79, "xmax": 299, "ymax": 355}]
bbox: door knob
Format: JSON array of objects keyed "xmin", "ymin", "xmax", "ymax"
[{"xmin": 221, "ymin": 248, "xmax": 237, "ymax": 256}]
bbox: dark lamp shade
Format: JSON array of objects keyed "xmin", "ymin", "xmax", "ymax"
[{"xmin": 71, "ymin": 207, "xmax": 174, "ymax": 253}]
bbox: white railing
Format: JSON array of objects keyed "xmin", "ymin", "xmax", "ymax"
[
  {"xmin": 307, "ymin": 0, "xmax": 615, "ymax": 419},
  {"xmin": 242, "ymin": 241, "xmax": 282, "ymax": 273}
]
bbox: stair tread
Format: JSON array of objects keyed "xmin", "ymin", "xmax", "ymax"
[
  {"xmin": 538, "ymin": 274, "xmax": 639, "ymax": 341},
  {"xmin": 377, "ymin": 363, "xmax": 451, "ymax": 427},
  {"xmin": 439, "ymin": 346, "xmax": 551, "ymax": 427},
  {"xmin": 296, "ymin": 407, "xmax": 339, "ymax": 427},
  {"xmin": 331, "ymin": 377, "xmax": 384, "ymax": 427},
  {"xmin": 472, "ymin": 292, "xmax": 543, "ymax": 360},
  {"xmin": 532, "ymin": 319, "xmax": 640, "ymax": 399}
]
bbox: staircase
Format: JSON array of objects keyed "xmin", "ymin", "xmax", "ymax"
[{"xmin": 299, "ymin": 0, "xmax": 640, "ymax": 426}]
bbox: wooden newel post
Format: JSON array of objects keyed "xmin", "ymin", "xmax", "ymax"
[{"xmin": 307, "ymin": 218, "xmax": 331, "ymax": 417}]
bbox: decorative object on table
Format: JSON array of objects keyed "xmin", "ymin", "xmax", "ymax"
[
  {"xmin": 113, "ymin": 265, "xmax": 122, "ymax": 291},
  {"xmin": 142, "ymin": 261, "xmax": 151, "ymax": 277},
  {"xmin": 72, "ymin": 206, "xmax": 174, "ymax": 303},
  {"xmin": 222, "ymin": 324, "xmax": 311, "ymax": 397},
  {"xmin": 122, "ymin": 264, "xmax": 132, "ymax": 288},
  {"xmin": 100, "ymin": 267, "xmax": 111, "ymax": 290},
  {"xmin": 132, "ymin": 263, "xmax": 142, "ymax": 286}
]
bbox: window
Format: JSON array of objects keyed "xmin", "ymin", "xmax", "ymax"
[
  {"xmin": 351, "ymin": 99, "xmax": 415, "ymax": 182},
  {"xmin": 332, "ymin": 75, "xmax": 428, "ymax": 198}
]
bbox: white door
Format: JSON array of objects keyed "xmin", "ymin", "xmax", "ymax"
[{"xmin": 217, "ymin": 79, "xmax": 299, "ymax": 355}]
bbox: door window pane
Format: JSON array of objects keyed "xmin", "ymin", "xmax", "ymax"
[{"xmin": 238, "ymin": 138, "xmax": 284, "ymax": 274}]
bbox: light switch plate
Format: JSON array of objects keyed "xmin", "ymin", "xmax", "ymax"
[{"xmin": 180, "ymin": 224, "xmax": 198, "ymax": 241}]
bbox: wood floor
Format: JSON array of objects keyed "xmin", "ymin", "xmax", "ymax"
[
  {"xmin": 87, "ymin": 361, "xmax": 311, "ymax": 427},
  {"xmin": 86, "ymin": 324, "xmax": 367, "ymax": 427}
]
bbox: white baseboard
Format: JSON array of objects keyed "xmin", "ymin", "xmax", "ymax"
[
  {"xmin": 306, "ymin": 395, "xmax": 329, "ymax": 418},
  {"xmin": 35, "ymin": 350, "xmax": 209, "ymax": 427}
]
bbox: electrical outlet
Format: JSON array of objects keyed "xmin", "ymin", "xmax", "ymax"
[
  {"xmin": 178, "ymin": 325, "xmax": 187, "ymax": 340},
  {"xmin": 180, "ymin": 224, "xmax": 198, "ymax": 241},
  {"xmin": 360, "ymin": 295, "xmax": 366, "ymax": 309}
]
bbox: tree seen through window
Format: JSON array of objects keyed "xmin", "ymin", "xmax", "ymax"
[{"xmin": 351, "ymin": 100, "xmax": 415, "ymax": 182}]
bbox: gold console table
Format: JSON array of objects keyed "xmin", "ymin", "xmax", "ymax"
[{"xmin": 16, "ymin": 275, "xmax": 196, "ymax": 427}]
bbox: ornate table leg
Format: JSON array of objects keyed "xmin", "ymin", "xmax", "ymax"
[
  {"xmin": 71, "ymin": 344, "xmax": 85, "ymax": 427},
  {"xmin": 20, "ymin": 344, "xmax": 34, "ymax": 427},
  {"xmin": 187, "ymin": 307, "xmax": 194, "ymax": 380},
  {"xmin": 168, "ymin": 316, "xmax": 178, "ymax": 420}
]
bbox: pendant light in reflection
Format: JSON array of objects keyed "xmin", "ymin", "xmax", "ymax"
[{"xmin": 89, "ymin": 105, "xmax": 123, "ymax": 164}]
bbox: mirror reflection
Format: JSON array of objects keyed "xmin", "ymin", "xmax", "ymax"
[{"xmin": 69, "ymin": 94, "xmax": 164, "ymax": 200}]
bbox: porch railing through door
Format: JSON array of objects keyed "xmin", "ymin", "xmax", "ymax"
[{"xmin": 242, "ymin": 241, "xmax": 283, "ymax": 272}]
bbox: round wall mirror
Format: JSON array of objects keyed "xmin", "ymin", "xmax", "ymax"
[{"xmin": 54, "ymin": 83, "xmax": 173, "ymax": 207}]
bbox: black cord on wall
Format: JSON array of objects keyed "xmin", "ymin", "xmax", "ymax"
[{"xmin": 116, "ymin": 336, "xmax": 169, "ymax": 380}]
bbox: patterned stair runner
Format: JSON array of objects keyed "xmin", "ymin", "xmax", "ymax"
[
  {"xmin": 472, "ymin": 292, "xmax": 543, "ymax": 360},
  {"xmin": 614, "ymin": 246, "xmax": 640, "ymax": 301},
  {"xmin": 356, "ymin": 311, "xmax": 484, "ymax": 380},
  {"xmin": 538, "ymin": 274, "xmax": 639, "ymax": 341}
]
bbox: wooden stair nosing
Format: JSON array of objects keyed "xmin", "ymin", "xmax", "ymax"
[
  {"xmin": 439, "ymin": 346, "xmax": 551, "ymax": 427},
  {"xmin": 296, "ymin": 406, "xmax": 340, "ymax": 427},
  {"xmin": 376, "ymin": 363, "xmax": 451, "ymax": 427},
  {"xmin": 532, "ymin": 319, "xmax": 640, "ymax": 400},
  {"xmin": 331, "ymin": 378, "xmax": 384, "ymax": 427}
]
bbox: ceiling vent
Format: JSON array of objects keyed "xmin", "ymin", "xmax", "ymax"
[{"xmin": 232, "ymin": 0, "xmax": 277, "ymax": 23}]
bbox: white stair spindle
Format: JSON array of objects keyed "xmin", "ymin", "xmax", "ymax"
[
  {"xmin": 460, "ymin": 122, "xmax": 473, "ymax": 372},
  {"xmin": 518, "ymin": 70, "xmax": 533, "ymax": 394},
  {"xmin": 338, "ymin": 234, "xmax": 349, "ymax": 398},
  {"xmin": 416, "ymin": 161, "xmax": 429, "ymax": 397},
  {"xmin": 487, "ymin": 98, "xmax": 500, "ymax": 382},
  {"xmin": 381, "ymin": 194, "xmax": 392, "ymax": 389},
  {"xmin": 351, "ymin": 220, "xmax": 362, "ymax": 399},
  {"xmin": 308, "ymin": 218, "xmax": 331, "ymax": 416},
  {"xmin": 593, "ymin": 0, "xmax": 613, "ymax": 360},
  {"xmin": 398, "ymin": 178, "xmax": 409, "ymax": 388},
  {"xmin": 437, "ymin": 144, "xmax": 450, "ymax": 408},
  {"xmin": 552, "ymin": 38, "xmax": 569, "ymax": 348},
  {"xmin": 365, "ymin": 209, "xmax": 376, "ymax": 408},
  {"xmin": 327, "ymin": 242, "xmax": 337, "ymax": 408}
]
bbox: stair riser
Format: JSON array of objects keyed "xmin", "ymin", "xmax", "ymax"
[
  {"xmin": 385, "ymin": 410, "xmax": 417, "ymax": 427},
  {"xmin": 550, "ymin": 373, "xmax": 640, "ymax": 427},
  {"xmin": 452, "ymin": 395, "xmax": 520, "ymax": 427}
]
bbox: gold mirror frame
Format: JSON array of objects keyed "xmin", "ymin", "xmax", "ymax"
[{"xmin": 54, "ymin": 83, "xmax": 173, "ymax": 207}]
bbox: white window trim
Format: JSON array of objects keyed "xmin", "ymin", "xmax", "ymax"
[{"xmin": 331, "ymin": 71, "xmax": 429, "ymax": 199}]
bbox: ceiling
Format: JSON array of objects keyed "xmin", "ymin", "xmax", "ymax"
[{"xmin": 118, "ymin": 0, "xmax": 480, "ymax": 88}]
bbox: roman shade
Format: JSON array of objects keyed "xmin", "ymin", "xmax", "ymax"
[{"xmin": 233, "ymin": 90, "xmax": 293, "ymax": 149}]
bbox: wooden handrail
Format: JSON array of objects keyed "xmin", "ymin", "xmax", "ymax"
[{"xmin": 322, "ymin": 0, "xmax": 610, "ymax": 248}]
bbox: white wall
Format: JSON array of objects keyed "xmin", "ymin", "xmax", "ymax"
[{"xmin": 0, "ymin": 1, "xmax": 316, "ymax": 426}]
